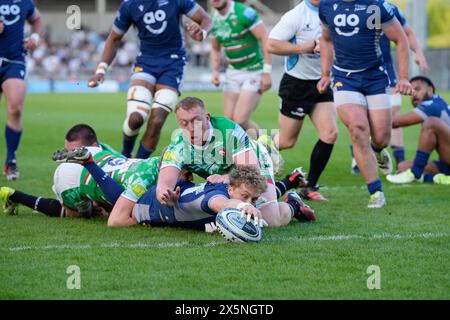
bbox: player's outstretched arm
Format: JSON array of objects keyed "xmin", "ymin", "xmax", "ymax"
[
  {"xmin": 403, "ymin": 26, "xmax": 429, "ymax": 73},
  {"xmin": 209, "ymin": 197, "xmax": 263, "ymax": 225},
  {"xmin": 186, "ymin": 6, "xmax": 212, "ymax": 42},
  {"xmin": 156, "ymin": 166, "xmax": 182, "ymax": 207},
  {"xmin": 107, "ymin": 196, "xmax": 137, "ymax": 227},
  {"xmin": 210, "ymin": 38, "xmax": 222, "ymax": 87},
  {"xmin": 317, "ymin": 26, "xmax": 333, "ymax": 94},
  {"xmin": 88, "ymin": 30, "xmax": 123, "ymax": 88},
  {"xmin": 383, "ymin": 20, "xmax": 412, "ymax": 96},
  {"xmin": 392, "ymin": 112, "xmax": 423, "ymax": 128}
]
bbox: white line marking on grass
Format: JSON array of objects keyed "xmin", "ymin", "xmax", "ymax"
[{"xmin": 4, "ymin": 232, "xmax": 448, "ymax": 252}]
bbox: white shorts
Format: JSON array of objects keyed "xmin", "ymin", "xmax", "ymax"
[
  {"xmin": 333, "ymin": 90, "xmax": 391, "ymax": 110},
  {"xmin": 223, "ymin": 68, "xmax": 262, "ymax": 93},
  {"xmin": 52, "ymin": 163, "xmax": 83, "ymax": 204}
]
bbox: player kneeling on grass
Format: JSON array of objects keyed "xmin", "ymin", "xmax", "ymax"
[{"xmin": 386, "ymin": 76, "xmax": 450, "ymax": 185}]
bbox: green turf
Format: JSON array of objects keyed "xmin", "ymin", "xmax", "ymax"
[{"xmin": 0, "ymin": 90, "xmax": 449, "ymax": 299}]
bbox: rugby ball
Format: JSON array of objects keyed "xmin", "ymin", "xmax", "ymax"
[{"xmin": 216, "ymin": 208, "xmax": 262, "ymax": 243}]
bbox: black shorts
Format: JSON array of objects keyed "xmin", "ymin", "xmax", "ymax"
[{"xmin": 278, "ymin": 73, "xmax": 333, "ymax": 120}]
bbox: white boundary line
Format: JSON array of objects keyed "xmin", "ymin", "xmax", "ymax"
[{"xmin": 3, "ymin": 232, "xmax": 448, "ymax": 252}]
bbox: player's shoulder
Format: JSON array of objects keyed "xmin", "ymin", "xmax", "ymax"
[
  {"xmin": 234, "ymin": 1, "xmax": 258, "ymax": 18},
  {"xmin": 210, "ymin": 116, "xmax": 239, "ymax": 131}
]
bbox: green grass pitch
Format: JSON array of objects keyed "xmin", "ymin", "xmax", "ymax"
[{"xmin": 0, "ymin": 90, "xmax": 449, "ymax": 299}]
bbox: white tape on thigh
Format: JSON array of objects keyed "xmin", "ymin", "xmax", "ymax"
[
  {"xmin": 123, "ymin": 86, "xmax": 152, "ymax": 136},
  {"xmin": 333, "ymin": 90, "xmax": 367, "ymax": 107},
  {"xmin": 389, "ymin": 92, "xmax": 402, "ymax": 107},
  {"xmin": 367, "ymin": 93, "xmax": 391, "ymax": 110},
  {"xmin": 152, "ymin": 88, "xmax": 178, "ymax": 112}
]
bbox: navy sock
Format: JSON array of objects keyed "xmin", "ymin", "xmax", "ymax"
[
  {"xmin": 122, "ymin": 134, "xmax": 138, "ymax": 158},
  {"xmin": 9, "ymin": 191, "xmax": 62, "ymax": 217},
  {"xmin": 5, "ymin": 126, "xmax": 22, "ymax": 163},
  {"xmin": 83, "ymin": 162, "xmax": 124, "ymax": 204},
  {"xmin": 135, "ymin": 141, "xmax": 155, "ymax": 159},
  {"xmin": 391, "ymin": 145, "xmax": 405, "ymax": 167},
  {"xmin": 350, "ymin": 144, "xmax": 355, "ymax": 158},
  {"xmin": 411, "ymin": 150, "xmax": 430, "ymax": 179},
  {"xmin": 367, "ymin": 179, "xmax": 383, "ymax": 195},
  {"xmin": 423, "ymin": 173, "xmax": 435, "ymax": 183},
  {"xmin": 307, "ymin": 140, "xmax": 334, "ymax": 187}
]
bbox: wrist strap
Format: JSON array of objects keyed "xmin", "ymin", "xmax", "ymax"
[
  {"xmin": 263, "ymin": 64, "xmax": 272, "ymax": 74},
  {"xmin": 96, "ymin": 62, "xmax": 109, "ymax": 75}
]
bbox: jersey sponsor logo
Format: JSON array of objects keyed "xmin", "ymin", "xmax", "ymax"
[
  {"xmin": 143, "ymin": 9, "xmax": 167, "ymax": 35},
  {"xmin": 163, "ymin": 150, "xmax": 179, "ymax": 162},
  {"xmin": 335, "ymin": 82, "xmax": 344, "ymax": 87},
  {"xmin": 131, "ymin": 184, "xmax": 146, "ymax": 198},
  {"xmin": 0, "ymin": 4, "xmax": 21, "ymax": 26},
  {"xmin": 333, "ymin": 5, "xmax": 382, "ymax": 37},
  {"xmin": 134, "ymin": 66, "xmax": 144, "ymax": 72},
  {"xmin": 355, "ymin": 4, "xmax": 367, "ymax": 12}
]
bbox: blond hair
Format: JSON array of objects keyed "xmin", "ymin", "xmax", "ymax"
[
  {"xmin": 175, "ymin": 97, "xmax": 205, "ymax": 112},
  {"xmin": 229, "ymin": 165, "xmax": 267, "ymax": 194}
]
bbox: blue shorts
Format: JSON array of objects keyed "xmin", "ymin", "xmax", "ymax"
[
  {"xmin": 433, "ymin": 160, "xmax": 450, "ymax": 175},
  {"xmin": 0, "ymin": 60, "xmax": 26, "ymax": 92},
  {"xmin": 332, "ymin": 65, "xmax": 390, "ymax": 96},
  {"xmin": 131, "ymin": 55, "xmax": 187, "ymax": 93}
]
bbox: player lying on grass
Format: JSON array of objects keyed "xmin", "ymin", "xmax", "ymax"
[
  {"xmin": 387, "ymin": 76, "xmax": 450, "ymax": 185},
  {"xmin": 51, "ymin": 147, "xmax": 315, "ymax": 230},
  {"xmin": 156, "ymin": 96, "xmax": 309, "ymax": 227},
  {"xmin": 0, "ymin": 124, "xmax": 159, "ymax": 218}
]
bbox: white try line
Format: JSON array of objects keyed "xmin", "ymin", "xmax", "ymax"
[{"xmin": 3, "ymin": 232, "xmax": 449, "ymax": 252}]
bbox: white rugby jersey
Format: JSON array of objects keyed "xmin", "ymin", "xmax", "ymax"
[{"xmin": 269, "ymin": 0, "xmax": 322, "ymax": 80}]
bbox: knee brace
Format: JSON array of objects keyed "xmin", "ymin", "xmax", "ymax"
[
  {"xmin": 123, "ymin": 85, "xmax": 152, "ymax": 136},
  {"xmin": 152, "ymin": 88, "xmax": 179, "ymax": 113}
]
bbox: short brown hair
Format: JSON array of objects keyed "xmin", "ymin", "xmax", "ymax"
[
  {"xmin": 229, "ymin": 165, "xmax": 267, "ymax": 194},
  {"xmin": 175, "ymin": 96, "xmax": 206, "ymax": 112},
  {"xmin": 65, "ymin": 124, "xmax": 98, "ymax": 146}
]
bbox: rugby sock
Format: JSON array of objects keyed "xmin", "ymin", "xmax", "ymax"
[
  {"xmin": 5, "ymin": 126, "xmax": 22, "ymax": 163},
  {"xmin": 275, "ymin": 173, "xmax": 304, "ymax": 198},
  {"xmin": 411, "ymin": 150, "xmax": 430, "ymax": 179},
  {"xmin": 121, "ymin": 134, "xmax": 137, "ymax": 158},
  {"xmin": 391, "ymin": 145, "xmax": 405, "ymax": 167},
  {"xmin": 135, "ymin": 141, "xmax": 155, "ymax": 159},
  {"xmin": 307, "ymin": 139, "xmax": 334, "ymax": 187},
  {"xmin": 367, "ymin": 179, "xmax": 382, "ymax": 195},
  {"xmin": 285, "ymin": 197, "xmax": 299, "ymax": 219},
  {"xmin": 370, "ymin": 143, "xmax": 384, "ymax": 153},
  {"xmin": 423, "ymin": 173, "xmax": 436, "ymax": 183},
  {"xmin": 9, "ymin": 191, "xmax": 62, "ymax": 217},
  {"xmin": 82, "ymin": 162, "xmax": 124, "ymax": 204}
]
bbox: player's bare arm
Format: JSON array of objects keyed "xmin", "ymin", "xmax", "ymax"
[
  {"xmin": 392, "ymin": 112, "xmax": 424, "ymax": 128},
  {"xmin": 383, "ymin": 19, "xmax": 412, "ymax": 96},
  {"xmin": 107, "ymin": 196, "xmax": 137, "ymax": 227},
  {"xmin": 267, "ymin": 38, "xmax": 315, "ymax": 56},
  {"xmin": 24, "ymin": 8, "xmax": 42, "ymax": 50},
  {"xmin": 403, "ymin": 26, "xmax": 429, "ymax": 73},
  {"xmin": 186, "ymin": 6, "xmax": 212, "ymax": 42},
  {"xmin": 209, "ymin": 197, "xmax": 262, "ymax": 222},
  {"xmin": 251, "ymin": 23, "xmax": 272, "ymax": 94},
  {"xmin": 317, "ymin": 26, "xmax": 333, "ymax": 94},
  {"xmin": 156, "ymin": 166, "xmax": 182, "ymax": 206},
  {"xmin": 210, "ymin": 38, "xmax": 222, "ymax": 86},
  {"xmin": 88, "ymin": 30, "xmax": 124, "ymax": 88}
]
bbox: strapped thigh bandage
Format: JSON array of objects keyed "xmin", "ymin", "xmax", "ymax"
[
  {"xmin": 123, "ymin": 85, "xmax": 152, "ymax": 136},
  {"xmin": 152, "ymin": 88, "xmax": 179, "ymax": 113}
]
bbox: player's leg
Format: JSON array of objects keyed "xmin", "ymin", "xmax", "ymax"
[
  {"xmin": 390, "ymin": 91, "xmax": 405, "ymax": 170},
  {"xmin": 258, "ymin": 184, "xmax": 291, "ymax": 227},
  {"xmin": 337, "ymin": 96, "xmax": 385, "ymax": 208},
  {"xmin": 222, "ymin": 68, "xmax": 241, "ymax": 122},
  {"xmin": 232, "ymin": 90, "xmax": 260, "ymax": 139},
  {"xmin": 136, "ymin": 57, "xmax": 185, "ymax": 158},
  {"xmin": 388, "ymin": 117, "xmax": 450, "ymax": 183},
  {"xmin": 302, "ymin": 101, "xmax": 338, "ymax": 201},
  {"xmin": 121, "ymin": 77, "xmax": 155, "ymax": 158},
  {"xmin": 137, "ymin": 84, "xmax": 177, "ymax": 158},
  {"xmin": 2, "ymin": 78, "xmax": 26, "ymax": 180},
  {"xmin": 231, "ymin": 72, "xmax": 263, "ymax": 139},
  {"xmin": 273, "ymin": 113, "xmax": 303, "ymax": 150}
]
